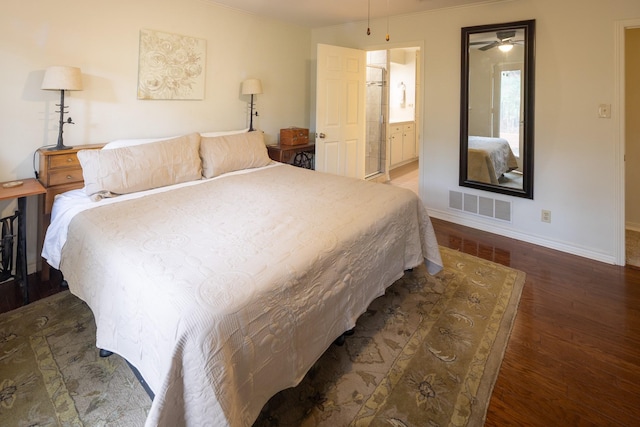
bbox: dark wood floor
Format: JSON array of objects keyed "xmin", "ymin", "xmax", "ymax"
[
  {"xmin": 432, "ymin": 218, "xmax": 640, "ymax": 426},
  {"xmin": 0, "ymin": 268, "xmax": 65, "ymax": 313},
  {"xmin": 1, "ymin": 218, "xmax": 639, "ymax": 425}
]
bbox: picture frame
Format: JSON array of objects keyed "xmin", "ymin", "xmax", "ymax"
[{"xmin": 137, "ymin": 29, "xmax": 206, "ymax": 100}]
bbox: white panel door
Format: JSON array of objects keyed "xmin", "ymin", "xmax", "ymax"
[{"xmin": 315, "ymin": 44, "xmax": 366, "ymax": 179}]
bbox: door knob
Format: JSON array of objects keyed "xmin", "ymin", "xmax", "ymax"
[{"xmin": 317, "ymin": 132, "xmax": 326, "ymax": 139}]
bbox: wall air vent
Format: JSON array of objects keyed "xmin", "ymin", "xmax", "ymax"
[
  {"xmin": 449, "ymin": 190, "xmax": 511, "ymax": 222},
  {"xmin": 463, "ymin": 193, "xmax": 478, "ymax": 214},
  {"xmin": 449, "ymin": 190, "xmax": 463, "ymax": 210}
]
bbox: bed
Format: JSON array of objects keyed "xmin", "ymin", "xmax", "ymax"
[
  {"xmin": 41, "ymin": 130, "xmax": 443, "ymax": 427},
  {"xmin": 467, "ymin": 136, "xmax": 519, "ymax": 184}
]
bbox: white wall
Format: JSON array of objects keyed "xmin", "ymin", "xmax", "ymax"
[
  {"xmin": 311, "ymin": 0, "xmax": 640, "ymax": 264},
  {"xmin": 0, "ymin": 0, "xmax": 311, "ymax": 271},
  {"xmin": 4, "ymin": 0, "xmax": 639, "ymax": 272},
  {"xmin": 389, "ymin": 48, "xmax": 417, "ymax": 123}
]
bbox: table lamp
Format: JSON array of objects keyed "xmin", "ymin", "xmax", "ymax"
[
  {"xmin": 241, "ymin": 79, "xmax": 263, "ymax": 132},
  {"xmin": 41, "ymin": 66, "xmax": 83, "ymax": 150}
]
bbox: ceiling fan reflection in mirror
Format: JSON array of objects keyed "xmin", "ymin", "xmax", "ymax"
[{"xmin": 470, "ymin": 30, "xmax": 524, "ymax": 52}]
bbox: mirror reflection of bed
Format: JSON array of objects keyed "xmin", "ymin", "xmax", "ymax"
[{"xmin": 467, "ymin": 135, "xmax": 522, "ymax": 189}]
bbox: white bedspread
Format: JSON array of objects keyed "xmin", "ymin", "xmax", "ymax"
[{"xmin": 43, "ymin": 164, "xmax": 442, "ymax": 426}]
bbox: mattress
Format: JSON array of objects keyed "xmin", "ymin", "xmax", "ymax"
[
  {"xmin": 42, "ymin": 163, "xmax": 443, "ymax": 426},
  {"xmin": 467, "ymin": 136, "xmax": 519, "ymax": 184}
]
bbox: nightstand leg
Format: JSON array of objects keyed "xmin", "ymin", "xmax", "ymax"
[{"xmin": 16, "ymin": 197, "xmax": 29, "ymax": 305}]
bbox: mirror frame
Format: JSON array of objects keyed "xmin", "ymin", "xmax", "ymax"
[{"xmin": 459, "ymin": 19, "xmax": 536, "ymax": 199}]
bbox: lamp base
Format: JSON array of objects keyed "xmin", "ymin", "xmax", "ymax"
[
  {"xmin": 48, "ymin": 89, "xmax": 74, "ymax": 151},
  {"xmin": 47, "ymin": 143, "xmax": 73, "ymax": 151}
]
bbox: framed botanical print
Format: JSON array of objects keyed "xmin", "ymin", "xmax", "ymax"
[{"xmin": 137, "ymin": 29, "xmax": 206, "ymax": 100}]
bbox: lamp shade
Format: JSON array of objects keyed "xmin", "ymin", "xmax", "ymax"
[
  {"xmin": 241, "ymin": 79, "xmax": 263, "ymax": 95},
  {"xmin": 41, "ymin": 66, "xmax": 83, "ymax": 91}
]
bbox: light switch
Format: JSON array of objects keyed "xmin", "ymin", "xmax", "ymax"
[{"xmin": 598, "ymin": 104, "xmax": 611, "ymax": 118}]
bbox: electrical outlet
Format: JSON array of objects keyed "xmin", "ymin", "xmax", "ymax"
[{"xmin": 541, "ymin": 209, "xmax": 551, "ymax": 223}]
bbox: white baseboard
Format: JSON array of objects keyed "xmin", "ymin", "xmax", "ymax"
[
  {"xmin": 428, "ymin": 208, "xmax": 618, "ymax": 265},
  {"xmin": 626, "ymin": 222, "xmax": 640, "ymax": 233}
]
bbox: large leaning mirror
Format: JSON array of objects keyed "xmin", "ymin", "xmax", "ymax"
[{"xmin": 460, "ymin": 19, "xmax": 535, "ymax": 199}]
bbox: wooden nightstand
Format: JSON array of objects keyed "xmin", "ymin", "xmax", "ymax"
[
  {"xmin": 267, "ymin": 142, "xmax": 315, "ymax": 169},
  {"xmin": 37, "ymin": 144, "xmax": 104, "ymax": 280}
]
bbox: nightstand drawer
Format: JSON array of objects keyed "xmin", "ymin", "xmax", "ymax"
[
  {"xmin": 47, "ymin": 168, "xmax": 84, "ymax": 186},
  {"xmin": 48, "ymin": 153, "xmax": 80, "ymax": 170}
]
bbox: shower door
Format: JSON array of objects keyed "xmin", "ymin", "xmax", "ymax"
[{"xmin": 365, "ymin": 66, "xmax": 386, "ymax": 177}]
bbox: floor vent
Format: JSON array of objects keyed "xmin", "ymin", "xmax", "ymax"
[{"xmin": 449, "ymin": 190, "xmax": 512, "ymax": 222}]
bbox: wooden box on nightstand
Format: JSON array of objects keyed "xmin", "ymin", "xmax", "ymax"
[
  {"xmin": 279, "ymin": 127, "xmax": 309, "ymax": 146},
  {"xmin": 37, "ymin": 144, "xmax": 104, "ymax": 280}
]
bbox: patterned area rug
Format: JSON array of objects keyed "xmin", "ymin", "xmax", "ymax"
[
  {"xmin": 0, "ymin": 246, "xmax": 525, "ymax": 426},
  {"xmin": 254, "ymin": 246, "xmax": 525, "ymax": 426},
  {"xmin": 0, "ymin": 288, "xmax": 151, "ymax": 426}
]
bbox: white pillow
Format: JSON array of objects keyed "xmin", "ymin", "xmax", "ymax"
[
  {"xmin": 102, "ymin": 129, "xmax": 247, "ymax": 149},
  {"xmin": 79, "ymin": 133, "xmax": 202, "ymax": 201},
  {"xmin": 200, "ymin": 131, "xmax": 271, "ymax": 179},
  {"xmin": 102, "ymin": 136, "xmax": 177, "ymax": 150},
  {"xmin": 200, "ymin": 128, "xmax": 249, "ymax": 138}
]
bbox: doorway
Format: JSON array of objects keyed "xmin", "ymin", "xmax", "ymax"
[
  {"xmin": 493, "ymin": 63, "xmax": 524, "ymax": 168},
  {"xmin": 625, "ymin": 27, "xmax": 640, "ymax": 268},
  {"xmin": 615, "ymin": 19, "xmax": 640, "ymax": 266},
  {"xmin": 365, "ymin": 65, "xmax": 387, "ymax": 177},
  {"xmin": 365, "ymin": 46, "xmax": 420, "ymax": 182}
]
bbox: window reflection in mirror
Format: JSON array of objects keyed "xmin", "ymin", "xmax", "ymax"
[{"xmin": 460, "ymin": 20, "xmax": 535, "ymax": 199}]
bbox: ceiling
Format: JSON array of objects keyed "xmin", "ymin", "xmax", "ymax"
[{"xmin": 204, "ymin": 0, "xmax": 504, "ymax": 29}]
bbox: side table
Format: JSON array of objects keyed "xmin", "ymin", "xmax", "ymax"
[
  {"xmin": 37, "ymin": 144, "xmax": 104, "ymax": 281},
  {"xmin": 0, "ymin": 178, "xmax": 46, "ymax": 305},
  {"xmin": 267, "ymin": 142, "xmax": 315, "ymax": 169}
]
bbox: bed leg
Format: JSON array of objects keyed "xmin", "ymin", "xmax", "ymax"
[
  {"xmin": 334, "ymin": 328, "xmax": 355, "ymax": 346},
  {"xmin": 99, "ymin": 349, "xmax": 113, "ymax": 358}
]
